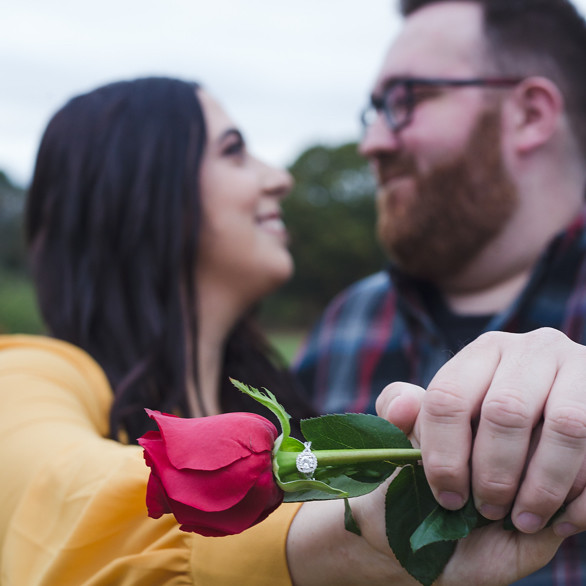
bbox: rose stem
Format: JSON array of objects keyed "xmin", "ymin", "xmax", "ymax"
[{"xmin": 276, "ymin": 448, "xmax": 422, "ymax": 476}]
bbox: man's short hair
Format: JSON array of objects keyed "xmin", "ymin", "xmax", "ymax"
[{"xmin": 399, "ymin": 0, "xmax": 586, "ymax": 157}]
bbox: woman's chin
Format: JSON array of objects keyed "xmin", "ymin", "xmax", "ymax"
[
  {"xmin": 261, "ymin": 256, "xmax": 294, "ymax": 297},
  {"xmin": 272, "ymin": 258, "xmax": 294, "ymax": 289}
]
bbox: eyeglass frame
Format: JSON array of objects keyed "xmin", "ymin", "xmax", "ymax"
[{"xmin": 361, "ymin": 77, "xmax": 524, "ymax": 133}]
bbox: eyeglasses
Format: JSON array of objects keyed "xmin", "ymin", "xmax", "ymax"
[{"xmin": 360, "ymin": 77, "xmax": 524, "ymax": 133}]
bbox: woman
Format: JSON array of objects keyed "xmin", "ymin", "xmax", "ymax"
[
  {"xmin": 24, "ymin": 77, "xmax": 309, "ymax": 442},
  {"xmin": 0, "ymin": 77, "xmax": 399, "ymax": 585},
  {"xmin": 0, "ymin": 77, "xmax": 565, "ymax": 586}
]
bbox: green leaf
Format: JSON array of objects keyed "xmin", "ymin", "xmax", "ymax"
[
  {"xmin": 385, "ymin": 466, "xmax": 455, "ymax": 586},
  {"xmin": 344, "ymin": 498, "xmax": 362, "ymax": 536},
  {"xmin": 410, "ymin": 499, "xmax": 488, "ymax": 552},
  {"xmin": 281, "ymin": 478, "xmax": 348, "ymax": 499},
  {"xmin": 302, "ymin": 413, "xmax": 412, "ymax": 450},
  {"xmin": 301, "ymin": 413, "xmax": 412, "ymax": 482},
  {"xmin": 283, "ymin": 473, "xmax": 382, "ymax": 502}
]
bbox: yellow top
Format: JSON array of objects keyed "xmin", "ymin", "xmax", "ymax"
[{"xmin": 0, "ymin": 335, "xmax": 301, "ymax": 585}]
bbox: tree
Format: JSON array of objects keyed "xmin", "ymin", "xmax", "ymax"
[
  {"xmin": 0, "ymin": 171, "xmax": 27, "ymax": 273},
  {"xmin": 261, "ymin": 142, "xmax": 385, "ymax": 330},
  {"xmin": 0, "ymin": 171, "xmax": 43, "ymax": 334}
]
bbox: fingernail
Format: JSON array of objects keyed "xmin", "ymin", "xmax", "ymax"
[
  {"xmin": 438, "ymin": 491, "xmax": 465, "ymax": 510},
  {"xmin": 554, "ymin": 522, "xmax": 579, "ymax": 538},
  {"xmin": 479, "ymin": 504, "xmax": 507, "ymax": 520},
  {"xmin": 515, "ymin": 512, "xmax": 544, "ymax": 533}
]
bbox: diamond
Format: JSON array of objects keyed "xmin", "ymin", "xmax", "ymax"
[{"xmin": 296, "ymin": 442, "xmax": 318, "ymax": 476}]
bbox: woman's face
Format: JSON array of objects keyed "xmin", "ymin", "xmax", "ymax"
[{"xmin": 197, "ymin": 90, "xmax": 294, "ymax": 309}]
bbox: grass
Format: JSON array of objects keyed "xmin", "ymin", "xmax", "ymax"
[
  {"xmin": 268, "ymin": 330, "xmax": 307, "ymax": 365},
  {"xmin": 0, "ymin": 270, "xmax": 308, "ymax": 366},
  {"xmin": 0, "ymin": 271, "xmax": 44, "ymax": 334}
]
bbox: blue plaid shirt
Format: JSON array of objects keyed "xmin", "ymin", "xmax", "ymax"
[{"xmin": 294, "ymin": 207, "xmax": 586, "ymax": 585}]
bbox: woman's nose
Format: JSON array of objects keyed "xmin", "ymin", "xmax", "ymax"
[{"xmin": 262, "ymin": 163, "xmax": 294, "ymax": 199}]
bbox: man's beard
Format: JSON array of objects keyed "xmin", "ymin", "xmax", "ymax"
[{"xmin": 376, "ymin": 108, "xmax": 518, "ymax": 282}]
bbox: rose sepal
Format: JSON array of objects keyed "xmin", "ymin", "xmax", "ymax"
[
  {"xmin": 231, "ymin": 378, "xmax": 351, "ymax": 498},
  {"xmin": 274, "ymin": 437, "xmax": 350, "ymax": 497},
  {"xmin": 230, "ymin": 378, "xmax": 291, "ymax": 442}
]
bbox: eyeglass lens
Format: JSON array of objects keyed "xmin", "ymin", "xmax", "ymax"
[
  {"xmin": 361, "ymin": 81, "xmax": 412, "ymax": 132},
  {"xmin": 383, "ymin": 83, "xmax": 411, "ymax": 130}
]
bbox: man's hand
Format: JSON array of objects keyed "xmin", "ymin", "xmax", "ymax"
[{"xmin": 376, "ymin": 328, "xmax": 586, "ymax": 537}]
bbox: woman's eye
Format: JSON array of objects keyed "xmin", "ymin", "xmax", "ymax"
[{"xmin": 223, "ymin": 138, "xmax": 245, "ymax": 156}]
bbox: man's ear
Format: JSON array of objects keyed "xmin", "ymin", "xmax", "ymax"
[{"xmin": 503, "ymin": 77, "xmax": 564, "ymax": 154}]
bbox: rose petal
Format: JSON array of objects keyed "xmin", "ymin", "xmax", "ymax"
[
  {"xmin": 138, "ymin": 430, "xmax": 162, "ymax": 465},
  {"xmin": 141, "ymin": 432, "xmax": 275, "ymax": 511},
  {"xmin": 145, "ymin": 409, "xmax": 277, "ymax": 470},
  {"xmin": 167, "ymin": 474, "xmax": 284, "ymax": 536},
  {"xmin": 144, "ymin": 471, "xmax": 172, "ymax": 518}
]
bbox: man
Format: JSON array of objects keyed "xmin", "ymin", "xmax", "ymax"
[{"xmin": 294, "ymin": 0, "xmax": 586, "ymax": 582}]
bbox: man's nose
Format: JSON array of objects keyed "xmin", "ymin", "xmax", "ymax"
[{"xmin": 358, "ymin": 115, "xmax": 401, "ymax": 159}]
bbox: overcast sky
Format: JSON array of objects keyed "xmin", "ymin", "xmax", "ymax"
[{"xmin": 2, "ymin": 0, "xmax": 586, "ymax": 188}]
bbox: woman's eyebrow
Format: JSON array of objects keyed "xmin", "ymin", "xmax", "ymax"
[{"xmin": 218, "ymin": 128, "xmax": 244, "ymax": 143}]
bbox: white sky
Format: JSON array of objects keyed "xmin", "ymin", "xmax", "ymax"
[{"xmin": 2, "ymin": 0, "xmax": 586, "ymax": 187}]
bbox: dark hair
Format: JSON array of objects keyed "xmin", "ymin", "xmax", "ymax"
[
  {"xmin": 26, "ymin": 77, "xmax": 311, "ymax": 442},
  {"xmin": 399, "ymin": 0, "xmax": 586, "ymax": 157}
]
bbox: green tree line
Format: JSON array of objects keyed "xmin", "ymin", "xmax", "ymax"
[
  {"xmin": 0, "ymin": 171, "xmax": 44, "ymax": 333},
  {"xmin": 260, "ymin": 142, "xmax": 385, "ymax": 330},
  {"xmin": 0, "ymin": 142, "xmax": 384, "ymax": 335}
]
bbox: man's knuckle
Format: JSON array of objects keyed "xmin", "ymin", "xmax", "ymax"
[
  {"xmin": 525, "ymin": 327, "xmax": 573, "ymax": 357},
  {"xmin": 529, "ymin": 327, "xmax": 564, "ymax": 343},
  {"xmin": 425, "ymin": 383, "xmax": 469, "ymax": 419},
  {"xmin": 481, "ymin": 391, "xmax": 532, "ymax": 431},
  {"xmin": 425, "ymin": 455, "xmax": 462, "ymax": 483},
  {"xmin": 532, "ymin": 481, "xmax": 567, "ymax": 505},
  {"xmin": 547, "ymin": 406, "xmax": 586, "ymax": 443},
  {"xmin": 465, "ymin": 331, "xmax": 509, "ymax": 355},
  {"xmin": 475, "ymin": 330, "xmax": 509, "ymax": 346},
  {"xmin": 476, "ymin": 473, "xmax": 518, "ymax": 497}
]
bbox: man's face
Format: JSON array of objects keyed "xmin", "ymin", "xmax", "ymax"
[{"xmin": 360, "ymin": 2, "xmax": 518, "ymax": 282}]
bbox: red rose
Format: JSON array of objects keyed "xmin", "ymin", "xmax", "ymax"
[{"xmin": 138, "ymin": 409, "xmax": 283, "ymax": 536}]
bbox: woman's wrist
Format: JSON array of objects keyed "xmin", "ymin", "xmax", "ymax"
[{"xmin": 286, "ymin": 496, "xmax": 409, "ymax": 586}]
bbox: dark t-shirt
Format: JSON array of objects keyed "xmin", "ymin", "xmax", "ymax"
[{"xmin": 420, "ymin": 284, "xmax": 493, "ymax": 354}]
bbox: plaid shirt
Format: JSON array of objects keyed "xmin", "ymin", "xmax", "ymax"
[{"xmin": 294, "ymin": 207, "xmax": 586, "ymax": 585}]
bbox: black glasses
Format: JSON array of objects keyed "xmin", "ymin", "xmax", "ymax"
[{"xmin": 360, "ymin": 77, "xmax": 524, "ymax": 133}]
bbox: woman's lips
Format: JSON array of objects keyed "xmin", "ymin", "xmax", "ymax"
[{"xmin": 256, "ymin": 212, "xmax": 288, "ymax": 238}]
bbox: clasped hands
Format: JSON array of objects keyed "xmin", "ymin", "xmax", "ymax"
[
  {"xmin": 378, "ymin": 327, "xmax": 586, "ymax": 538},
  {"xmin": 289, "ymin": 328, "xmax": 586, "ymax": 586}
]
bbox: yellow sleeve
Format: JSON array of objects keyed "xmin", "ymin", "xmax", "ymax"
[{"xmin": 0, "ymin": 335, "xmax": 301, "ymax": 586}]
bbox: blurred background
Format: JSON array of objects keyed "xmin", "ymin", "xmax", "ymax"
[{"xmin": 2, "ymin": 0, "xmax": 586, "ymax": 360}]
